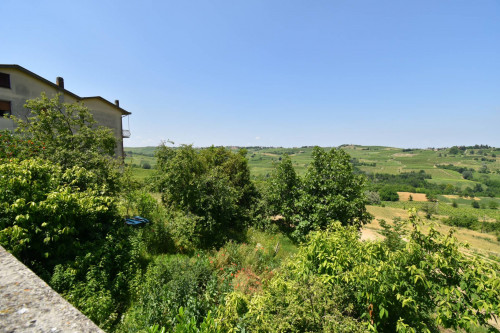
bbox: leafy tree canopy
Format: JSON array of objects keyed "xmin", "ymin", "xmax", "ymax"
[
  {"xmin": 154, "ymin": 143, "xmax": 258, "ymax": 246},
  {"xmin": 267, "ymin": 146, "xmax": 371, "ymax": 240},
  {"xmin": 6, "ymin": 93, "xmax": 120, "ymax": 194}
]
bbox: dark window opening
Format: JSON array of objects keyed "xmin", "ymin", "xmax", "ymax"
[
  {"xmin": 0, "ymin": 72, "xmax": 10, "ymax": 89},
  {"xmin": 0, "ymin": 100, "xmax": 11, "ymax": 117}
]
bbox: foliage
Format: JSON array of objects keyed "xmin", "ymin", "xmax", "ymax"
[
  {"xmin": 171, "ymin": 307, "xmax": 220, "ymax": 333},
  {"xmin": 449, "ymin": 146, "xmax": 460, "ymax": 155},
  {"xmin": 50, "ymin": 226, "xmax": 137, "ymax": 330},
  {"xmin": 379, "ymin": 185, "xmax": 400, "ymax": 201},
  {"xmin": 379, "ymin": 217, "xmax": 406, "ymax": 250},
  {"xmin": 0, "ymin": 158, "xmax": 136, "ymax": 329},
  {"xmin": 366, "ymin": 170, "xmax": 432, "ymax": 191},
  {"xmin": 154, "ymin": 143, "xmax": 258, "ymax": 247},
  {"xmin": 290, "ymin": 215, "xmax": 500, "ymax": 332},
  {"xmin": 297, "ymin": 147, "xmax": 371, "ymax": 231},
  {"xmin": 266, "ymin": 154, "xmax": 300, "ymax": 221},
  {"xmin": 122, "ymin": 254, "xmax": 228, "ymax": 331},
  {"xmin": 10, "ymin": 93, "xmax": 121, "ymax": 194},
  {"xmin": 365, "ymin": 191, "xmax": 381, "ymax": 205},
  {"xmin": 219, "ymin": 276, "xmax": 363, "ymax": 332},
  {"xmin": 266, "ymin": 147, "xmax": 371, "ymax": 240},
  {"xmin": 0, "ymin": 159, "xmax": 119, "ymax": 272},
  {"xmin": 421, "ymin": 202, "xmax": 438, "ymax": 219},
  {"xmin": 441, "ymin": 214, "xmax": 500, "ymax": 233},
  {"xmin": 0, "ymin": 130, "xmax": 45, "ymax": 160}
]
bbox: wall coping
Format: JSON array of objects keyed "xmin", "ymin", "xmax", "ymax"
[{"xmin": 0, "ymin": 246, "xmax": 104, "ymax": 332}]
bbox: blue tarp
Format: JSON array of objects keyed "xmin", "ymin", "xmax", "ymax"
[{"xmin": 125, "ymin": 216, "xmax": 150, "ymax": 226}]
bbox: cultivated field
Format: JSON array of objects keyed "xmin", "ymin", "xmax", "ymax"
[{"xmin": 125, "ymin": 145, "xmax": 500, "ymax": 183}]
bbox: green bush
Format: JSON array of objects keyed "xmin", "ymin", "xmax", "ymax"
[
  {"xmin": 0, "ymin": 159, "xmax": 119, "ymax": 272},
  {"xmin": 442, "ymin": 215, "xmax": 479, "ymax": 229},
  {"xmin": 230, "ymin": 274, "xmax": 363, "ymax": 332},
  {"xmin": 0, "ymin": 158, "xmax": 137, "ymax": 329},
  {"xmin": 50, "ymin": 226, "xmax": 137, "ymax": 330},
  {"xmin": 276, "ymin": 214, "xmax": 500, "ymax": 332},
  {"xmin": 154, "ymin": 144, "xmax": 258, "ymax": 247},
  {"xmin": 123, "ymin": 254, "xmax": 228, "ymax": 331},
  {"xmin": 379, "ymin": 185, "xmax": 399, "ymax": 201}
]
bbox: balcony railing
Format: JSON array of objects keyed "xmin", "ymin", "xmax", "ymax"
[{"xmin": 122, "ymin": 129, "xmax": 131, "ymax": 138}]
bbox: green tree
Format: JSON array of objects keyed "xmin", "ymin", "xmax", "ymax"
[
  {"xmin": 9, "ymin": 93, "xmax": 120, "ymax": 194},
  {"xmin": 449, "ymin": 146, "xmax": 460, "ymax": 155},
  {"xmin": 292, "ymin": 147, "xmax": 371, "ymax": 238},
  {"xmin": 379, "ymin": 185, "xmax": 399, "ymax": 201},
  {"xmin": 154, "ymin": 143, "xmax": 257, "ymax": 246},
  {"xmin": 266, "ymin": 154, "xmax": 300, "ymax": 220},
  {"xmin": 421, "ymin": 202, "xmax": 438, "ymax": 219}
]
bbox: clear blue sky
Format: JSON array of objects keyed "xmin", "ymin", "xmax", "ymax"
[{"xmin": 2, "ymin": 0, "xmax": 499, "ymax": 148}]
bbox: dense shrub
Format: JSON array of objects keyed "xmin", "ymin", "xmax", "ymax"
[
  {"xmin": 0, "ymin": 158, "xmax": 136, "ymax": 329},
  {"xmin": 442, "ymin": 214, "xmax": 500, "ymax": 233},
  {"xmin": 154, "ymin": 144, "xmax": 258, "ymax": 247},
  {"xmin": 379, "ymin": 185, "xmax": 400, "ymax": 201},
  {"xmin": 219, "ymin": 276, "xmax": 363, "ymax": 332},
  {"xmin": 123, "ymin": 254, "xmax": 227, "ymax": 331},
  {"xmin": 0, "ymin": 159, "xmax": 119, "ymax": 272},
  {"xmin": 50, "ymin": 226, "xmax": 137, "ymax": 330},
  {"xmin": 270, "ymin": 215, "xmax": 500, "ymax": 332},
  {"xmin": 217, "ymin": 213, "xmax": 500, "ymax": 331},
  {"xmin": 442, "ymin": 215, "xmax": 479, "ymax": 229}
]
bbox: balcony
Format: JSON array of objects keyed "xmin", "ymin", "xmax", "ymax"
[{"xmin": 122, "ymin": 129, "xmax": 131, "ymax": 138}]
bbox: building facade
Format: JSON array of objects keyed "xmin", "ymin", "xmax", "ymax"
[{"xmin": 0, "ymin": 65, "xmax": 131, "ymax": 158}]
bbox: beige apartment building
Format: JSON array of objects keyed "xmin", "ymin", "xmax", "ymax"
[{"xmin": 0, "ymin": 65, "xmax": 131, "ymax": 158}]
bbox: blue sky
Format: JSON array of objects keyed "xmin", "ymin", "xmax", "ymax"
[{"xmin": 2, "ymin": 0, "xmax": 499, "ymax": 148}]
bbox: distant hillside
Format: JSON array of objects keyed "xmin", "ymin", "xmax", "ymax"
[{"xmin": 125, "ymin": 145, "xmax": 500, "ymax": 196}]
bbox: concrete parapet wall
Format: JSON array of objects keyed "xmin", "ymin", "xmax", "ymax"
[{"xmin": 0, "ymin": 246, "xmax": 104, "ymax": 333}]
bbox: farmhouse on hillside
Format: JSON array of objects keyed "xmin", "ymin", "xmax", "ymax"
[{"xmin": 0, "ymin": 64, "xmax": 131, "ymax": 158}]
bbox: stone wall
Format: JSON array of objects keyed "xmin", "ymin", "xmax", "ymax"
[{"xmin": 0, "ymin": 246, "xmax": 104, "ymax": 333}]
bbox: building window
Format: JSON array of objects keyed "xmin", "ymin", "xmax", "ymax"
[
  {"xmin": 0, "ymin": 100, "xmax": 11, "ymax": 117},
  {"xmin": 0, "ymin": 73, "xmax": 10, "ymax": 89}
]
